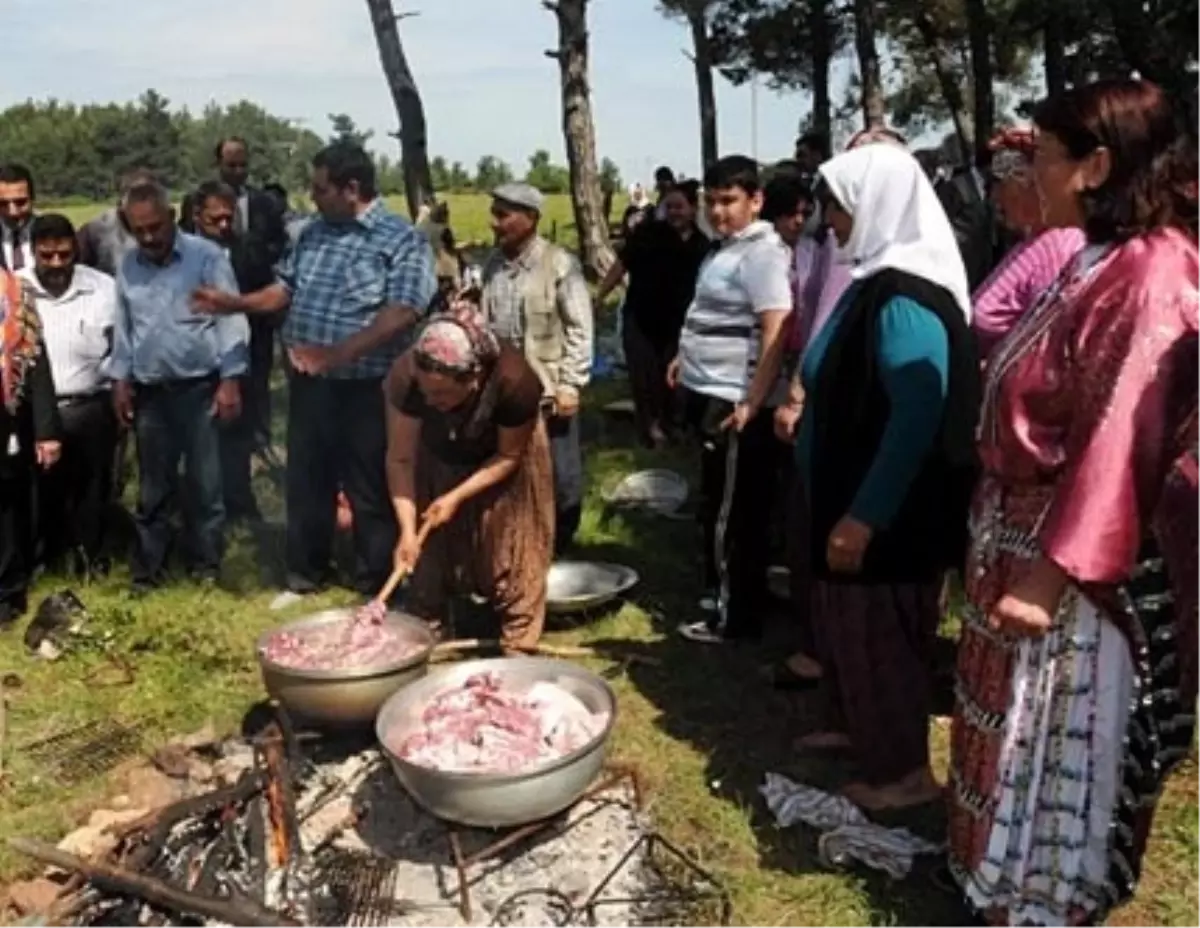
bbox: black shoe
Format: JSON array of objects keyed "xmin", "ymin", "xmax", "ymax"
[
  {"xmin": 129, "ymin": 579, "xmax": 158, "ymax": 598},
  {"xmin": 285, "ymin": 573, "xmax": 321, "ymax": 596},
  {"xmin": 0, "ymin": 596, "xmax": 28, "ymax": 627},
  {"xmin": 770, "ymin": 661, "xmax": 823, "ymax": 692}
]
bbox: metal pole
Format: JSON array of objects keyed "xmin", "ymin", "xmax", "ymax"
[{"xmin": 751, "ymin": 77, "xmax": 759, "ymax": 162}]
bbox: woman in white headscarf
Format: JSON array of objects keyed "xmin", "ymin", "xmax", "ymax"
[{"xmin": 791, "ymin": 144, "xmax": 979, "ymax": 810}]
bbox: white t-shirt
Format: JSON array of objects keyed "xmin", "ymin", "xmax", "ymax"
[{"xmin": 678, "ymin": 220, "xmax": 792, "ymax": 404}]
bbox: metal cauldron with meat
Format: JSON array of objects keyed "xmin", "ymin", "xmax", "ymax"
[
  {"xmin": 375, "ymin": 656, "xmax": 616, "ymax": 827},
  {"xmin": 256, "ymin": 606, "xmax": 437, "ymax": 726}
]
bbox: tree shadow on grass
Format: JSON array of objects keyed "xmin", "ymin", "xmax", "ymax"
[{"xmin": 569, "ymin": 416, "xmax": 972, "ymax": 925}]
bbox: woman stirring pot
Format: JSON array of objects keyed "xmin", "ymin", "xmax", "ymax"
[{"xmin": 385, "ymin": 309, "xmax": 555, "ymax": 653}]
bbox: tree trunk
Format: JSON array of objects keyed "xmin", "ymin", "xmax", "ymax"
[
  {"xmin": 852, "ymin": 0, "xmax": 886, "ymax": 129},
  {"xmin": 913, "ymin": 6, "xmax": 972, "ymax": 160},
  {"xmin": 687, "ymin": 6, "xmax": 719, "ymax": 171},
  {"xmin": 964, "ymin": 0, "xmax": 995, "ymax": 167},
  {"xmin": 809, "ymin": 0, "xmax": 833, "ymax": 138},
  {"xmin": 1042, "ymin": 2, "xmax": 1067, "ymax": 95},
  {"xmin": 546, "ymin": 0, "xmax": 614, "ymax": 279},
  {"xmin": 365, "ymin": 0, "xmax": 433, "ymax": 218}
]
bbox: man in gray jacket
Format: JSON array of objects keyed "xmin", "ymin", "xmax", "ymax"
[{"xmin": 479, "ymin": 183, "xmax": 593, "ymax": 554}]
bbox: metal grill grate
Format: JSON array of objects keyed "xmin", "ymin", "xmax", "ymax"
[
  {"xmin": 313, "ymin": 847, "xmax": 401, "ymax": 927},
  {"xmin": 23, "ymin": 718, "xmax": 149, "ymax": 787}
]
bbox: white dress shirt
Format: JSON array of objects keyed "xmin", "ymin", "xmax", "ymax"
[
  {"xmin": 2, "ymin": 225, "xmax": 32, "ymax": 271},
  {"xmin": 19, "ymin": 265, "xmax": 117, "ymax": 397}
]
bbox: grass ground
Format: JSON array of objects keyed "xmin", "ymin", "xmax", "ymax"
[
  {"xmin": 0, "ymin": 360, "xmax": 1194, "ymax": 925},
  {"xmin": 51, "ymin": 192, "xmax": 593, "ymax": 252}
]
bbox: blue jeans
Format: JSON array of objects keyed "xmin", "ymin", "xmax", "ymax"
[{"xmin": 132, "ymin": 378, "xmax": 225, "ymax": 583}]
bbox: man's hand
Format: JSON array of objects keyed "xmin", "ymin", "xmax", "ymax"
[
  {"xmin": 211, "ymin": 379, "xmax": 242, "ymax": 421},
  {"xmin": 421, "ymin": 491, "xmax": 462, "ymax": 534},
  {"xmin": 554, "ymin": 386, "xmax": 581, "ymax": 418},
  {"xmin": 987, "ymin": 556, "xmax": 1068, "ymax": 638},
  {"xmin": 720, "ymin": 401, "xmax": 758, "ymax": 433},
  {"xmin": 113, "ymin": 381, "xmax": 135, "ymax": 428},
  {"xmin": 288, "ymin": 344, "xmax": 346, "ymax": 376},
  {"xmin": 826, "ymin": 515, "xmax": 874, "ymax": 574},
  {"xmin": 774, "ymin": 402, "xmax": 802, "ymax": 442},
  {"xmin": 191, "ymin": 286, "xmax": 238, "ymax": 316},
  {"xmin": 35, "ymin": 441, "xmax": 61, "ymax": 470},
  {"xmin": 665, "ymin": 357, "xmax": 681, "ymax": 390}
]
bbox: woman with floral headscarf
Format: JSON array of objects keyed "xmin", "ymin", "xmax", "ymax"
[
  {"xmin": 384, "ymin": 308, "xmax": 555, "ymax": 652},
  {"xmin": 971, "ymin": 127, "xmax": 1086, "ymax": 358},
  {"xmin": 1, "ymin": 268, "xmax": 61, "ymax": 624}
]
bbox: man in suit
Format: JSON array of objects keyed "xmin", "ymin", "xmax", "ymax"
[
  {"xmin": 192, "ymin": 180, "xmax": 278, "ymax": 522},
  {"xmin": 0, "ymin": 164, "xmax": 36, "ymax": 272},
  {"xmin": 0, "ymin": 267, "xmax": 61, "ymax": 623},
  {"xmin": 214, "ymin": 138, "xmax": 287, "ymax": 455}
]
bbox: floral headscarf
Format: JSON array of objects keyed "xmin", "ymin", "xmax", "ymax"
[
  {"xmin": 1, "ymin": 270, "xmax": 42, "ymax": 414},
  {"xmin": 988, "ymin": 127, "xmax": 1036, "ymax": 182},
  {"xmin": 413, "ymin": 307, "xmax": 500, "ymax": 378}
]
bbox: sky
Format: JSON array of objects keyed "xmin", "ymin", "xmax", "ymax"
[{"xmin": 2, "ymin": 0, "xmax": 861, "ymax": 188}]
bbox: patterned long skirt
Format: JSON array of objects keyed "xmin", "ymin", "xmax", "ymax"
[
  {"xmin": 948, "ymin": 478, "xmax": 1194, "ymax": 925},
  {"xmin": 405, "ymin": 421, "xmax": 556, "ymax": 653}
]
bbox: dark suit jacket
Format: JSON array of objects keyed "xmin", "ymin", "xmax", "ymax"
[{"xmin": 0, "ymin": 346, "xmax": 61, "ymax": 479}]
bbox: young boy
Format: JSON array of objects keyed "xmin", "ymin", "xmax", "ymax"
[{"xmin": 668, "ymin": 155, "xmax": 793, "ymax": 644}]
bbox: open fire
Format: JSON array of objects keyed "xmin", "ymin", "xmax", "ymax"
[{"xmin": 6, "ymin": 713, "xmax": 729, "ymax": 927}]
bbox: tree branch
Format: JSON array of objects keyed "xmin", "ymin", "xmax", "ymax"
[
  {"xmin": 543, "ymin": 0, "xmax": 559, "ymax": 12},
  {"xmin": 545, "ymin": 49, "xmax": 563, "ymax": 60},
  {"xmin": 681, "ymin": 47, "xmax": 695, "ymax": 62},
  {"xmin": 395, "ymin": 11, "xmax": 420, "ymax": 21}
]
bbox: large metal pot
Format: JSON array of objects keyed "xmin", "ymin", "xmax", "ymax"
[
  {"xmin": 546, "ymin": 561, "xmax": 639, "ymax": 615},
  {"xmin": 375, "ymin": 657, "xmax": 616, "ymax": 827},
  {"xmin": 256, "ymin": 609, "xmax": 436, "ymax": 727}
]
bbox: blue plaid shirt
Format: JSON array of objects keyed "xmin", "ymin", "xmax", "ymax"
[{"xmin": 278, "ymin": 199, "xmax": 436, "ymax": 380}]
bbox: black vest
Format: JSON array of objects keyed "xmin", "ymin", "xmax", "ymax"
[{"xmin": 808, "ymin": 269, "xmax": 981, "ymax": 583}]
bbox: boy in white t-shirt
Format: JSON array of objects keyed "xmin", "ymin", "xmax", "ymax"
[{"xmin": 667, "ymin": 155, "xmax": 793, "ymax": 644}]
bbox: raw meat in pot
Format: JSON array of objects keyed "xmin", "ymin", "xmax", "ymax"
[{"xmin": 387, "ymin": 673, "xmax": 609, "ymax": 774}]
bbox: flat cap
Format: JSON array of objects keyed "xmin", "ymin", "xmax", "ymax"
[{"xmin": 491, "ymin": 182, "xmax": 544, "ymax": 213}]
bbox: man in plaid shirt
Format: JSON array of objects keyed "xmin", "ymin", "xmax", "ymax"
[{"xmin": 192, "ymin": 142, "xmax": 435, "ymax": 599}]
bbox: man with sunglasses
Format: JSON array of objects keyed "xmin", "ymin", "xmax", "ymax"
[{"xmin": 0, "ymin": 164, "xmax": 35, "ymax": 272}]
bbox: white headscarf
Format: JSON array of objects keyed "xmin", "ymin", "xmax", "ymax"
[{"xmin": 817, "ymin": 144, "xmax": 972, "ymax": 319}]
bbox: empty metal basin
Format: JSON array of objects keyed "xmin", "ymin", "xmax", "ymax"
[{"xmin": 545, "ymin": 561, "xmax": 639, "ymax": 615}]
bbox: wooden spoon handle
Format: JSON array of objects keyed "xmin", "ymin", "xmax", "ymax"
[{"xmin": 375, "ymin": 564, "xmax": 408, "ymax": 604}]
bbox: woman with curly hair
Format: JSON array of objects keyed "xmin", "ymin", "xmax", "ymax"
[
  {"xmin": 948, "ymin": 79, "xmax": 1198, "ymax": 926},
  {"xmin": 972, "ymin": 127, "xmax": 1086, "ymax": 359},
  {"xmin": 384, "ymin": 309, "xmax": 555, "ymax": 653}
]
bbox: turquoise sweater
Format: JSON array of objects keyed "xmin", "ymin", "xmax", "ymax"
[{"xmin": 797, "ymin": 286, "xmax": 950, "ymax": 530}]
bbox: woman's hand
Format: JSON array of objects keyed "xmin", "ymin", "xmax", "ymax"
[
  {"xmin": 987, "ymin": 556, "xmax": 1069, "ymax": 637},
  {"xmin": 421, "ymin": 491, "xmax": 463, "ymax": 534},
  {"xmin": 394, "ymin": 527, "xmax": 422, "ymax": 575},
  {"xmin": 826, "ymin": 515, "xmax": 873, "ymax": 574},
  {"xmin": 774, "ymin": 402, "xmax": 802, "ymax": 442},
  {"xmin": 665, "ymin": 357, "xmax": 681, "ymax": 389}
]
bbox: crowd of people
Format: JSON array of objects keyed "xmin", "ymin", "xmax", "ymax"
[{"xmin": 0, "ymin": 76, "xmax": 1195, "ymax": 926}]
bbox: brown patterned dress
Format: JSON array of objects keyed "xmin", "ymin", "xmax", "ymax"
[{"xmin": 387, "ymin": 346, "xmax": 555, "ymax": 652}]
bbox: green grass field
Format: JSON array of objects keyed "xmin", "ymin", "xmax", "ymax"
[
  {"xmin": 51, "ymin": 192, "xmax": 594, "ymax": 252},
  {"xmin": 0, "ymin": 363, "xmax": 1194, "ymax": 924}
]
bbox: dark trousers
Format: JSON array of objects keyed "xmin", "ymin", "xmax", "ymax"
[
  {"xmin": 687, "ymin": 391, "xmax": 780, "ymax": 639},
  {"xmin": 547, "ymin": 411, "xmax": 583, "ymax": 555},
  {"xmin": 285, "ymin": 375, "xmax": 395, "ymax": 594},
  {"xmin": 247, "ymin": 318, "xmax": 275, "ymax": 447},
  {"xmin": 39, "ymin": 393, "xmax": 118, "ymax": 565},
  {"xmin": 622, "ymin": 315, "xmax": 676, "ymax": 442},
  {"xmin": 132, "ymin": 378, "xmax": 225, "ymax": 583},
  {"xmin": 218, "ymin": 378, "xmax": 260, "ymax": 521},
  {"xmin": 0, "ymin": 468, "xmax": 33, "ymax": 610}
]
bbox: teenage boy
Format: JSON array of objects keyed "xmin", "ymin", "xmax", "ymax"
[{"xmin": 669, "ymin": 155, "xmax": 793, "ymax": 645}]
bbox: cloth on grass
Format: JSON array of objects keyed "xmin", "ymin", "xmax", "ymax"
[{"xmin": 760, "ymin": 773, "xmax": 943, "ymax": 880}]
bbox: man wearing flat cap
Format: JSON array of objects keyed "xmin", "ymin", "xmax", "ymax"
[{"xmin": 479, "ymin": 183, "xmax": 593, "ymax": 554}]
